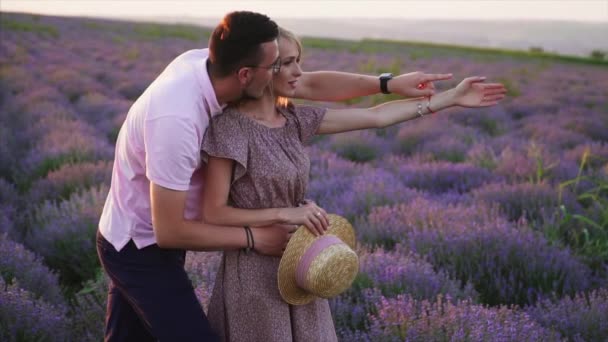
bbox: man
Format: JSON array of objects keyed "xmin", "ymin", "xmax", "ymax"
[{"xmin": 96, "ymin": 11, "xmax": 452, "ymax": 341}]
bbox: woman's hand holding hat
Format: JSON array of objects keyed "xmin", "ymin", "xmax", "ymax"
[{"xmin": 278, "ymin": 201, "xmax": 329, "ymax": 237}]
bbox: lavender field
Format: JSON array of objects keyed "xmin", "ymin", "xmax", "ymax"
[{"xmin": 1, "ymin": 12, "xmax": 608, "ymax": 341}]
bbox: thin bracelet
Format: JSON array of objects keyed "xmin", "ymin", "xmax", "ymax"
[
  {"xmin": 243, "ymin": 226, "xmax": 252, "ymax": 254},
  {"xmin": 426, "ymin": 95, "xmax": 436, "ymax": 114},
  {"xmin": 248, "ymin": 226, "xmax": 255, "ymax": 252},
  {"xmin": 245, "ymin": 226, "xmax": 254, "ymax": 253},
  {"xmin": 243, "ymin": 226, "xmax": 249, "ymax": 254},
  {"xmin": 416, "ymin": 101, "xmax": 424, "ymax": 118}
]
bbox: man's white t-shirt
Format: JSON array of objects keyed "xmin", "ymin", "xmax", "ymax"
[{"xmin": 98, "ymin": 49, "xmax": 223, "ymax": 251}]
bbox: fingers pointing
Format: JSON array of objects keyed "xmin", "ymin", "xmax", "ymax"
[{"xmin": 423, "ymin": 73, "xmax": 453, "ymax": 82}]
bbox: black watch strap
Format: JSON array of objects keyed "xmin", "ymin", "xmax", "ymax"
[{"xmin": 379, "ymin": 73, "xmax": 393, "ymax": 94}]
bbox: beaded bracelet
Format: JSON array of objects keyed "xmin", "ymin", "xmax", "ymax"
[{"xmin": 416, "ymin": 102, "xmax": 424, "ymax": 118}]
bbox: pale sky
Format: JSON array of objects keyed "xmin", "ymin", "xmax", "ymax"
[{"xmin": 2, "ymin": 0, "xmax": 607, "ymax": 22}]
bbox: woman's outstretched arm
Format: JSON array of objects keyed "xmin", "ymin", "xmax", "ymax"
[
  {"xmin": 201, "ymin": 157, "xmax": 329, "ymax": 236},
  {"xmin": 295, "ymin": 71, "xmax": 453, "ymax": 101},
  {"xmin": 318, "ymin": 76, "xmax": 506, "ymax": 134}
]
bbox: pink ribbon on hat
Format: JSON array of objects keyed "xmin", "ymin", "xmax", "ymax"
[{"xmin": 295, "ymin": 235, "xmax": 343, "ymax": 289}]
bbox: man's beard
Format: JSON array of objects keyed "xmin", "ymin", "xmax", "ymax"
[
  {"xmin": 240, "ymin": 82, "xmax": 273, "ymax": 102},
  {"xmin": 240, "ymin": 89, "xmax": 259, "ymax": 101}
]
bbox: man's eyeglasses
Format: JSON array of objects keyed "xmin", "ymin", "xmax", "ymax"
[{"xmin": 246, "ymin": 57, "xmax": 281, "ymax": 74}]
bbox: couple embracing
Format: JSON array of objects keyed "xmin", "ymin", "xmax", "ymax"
[{"xmin": 96, "ymin": 10, "xmax": 506, "ymax": 342}]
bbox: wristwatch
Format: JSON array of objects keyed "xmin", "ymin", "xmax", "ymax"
[{"xmin": 379, "ymin": 73, "xmax": 393, "ymax": 94}]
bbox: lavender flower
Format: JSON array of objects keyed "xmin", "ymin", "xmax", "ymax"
[
  {"xmin": 0, "ymin": 178, "xmax": 19, "ymax": 237},
  {"xmin": 472, "ymin": 182, "xmax": 581, "ymax": 224},
  {"xmin": 4, "ymin": 12, "xmax": 608, "ymax": 340},
  {"xmin": 185, "ymin": 251, "xmax": 222, "ymax": 312},
  {"xmin": 383, "ymin": 156, "xmax": 498, "ymax": 194},
  {"xmin": 564, "ymin": 142, "xmax": 608, "ymax": 171},
  {"xmin": 327, "ymin": 130, "xmax": 390, "ymax": 162},
  {"xmin": 526, "ymin": 288, "xmax": 608, "ymax": 342},
  {"xmin": 0, "ymin": 277, "xmax": 70, "ymax": 342},
  {"xmin": 521, "ymin": 117, "xmax": 590, "ymax": 150},
  {"xmin": 466, "ymin": 142, "xmax": 499, "ymax": 170},
  {"xmin": 393, "ymin": 116, "xmax": 453, "ymax": 157},
  {"xmin": 44, "ymin": 66, "xmax": 103, "ymax": 103},
  {"xmin": 23, "ymin": 117, "xmax": 114, "ymax": 179},
  {"xmin": 25, "ymin": 184, "xmax": 109, "ymax": 288},
  {"xmin": 0, "ymin": 234, "xmax": 64, "ymax": 306},
  {"xmin": 355, "ymin": 248, "xmax": 477, "ymax": 301},
  {"xmin": 361, "ymin": 294, "xmax": 563, "ymax": 341},
  {"xmin": 27, "ymin": 160, "xmax": 113, "ymax": 204},
  {"xmin": 364, "ymin": 198, "xmax": 592, "ymax": 306},
  {"xmin": 70, "ymin": 271, "xmax": 109, "ymax": 342},
  {"xmin": 74, "ymin": 91, "xmax": 131, "ymax": 135}
]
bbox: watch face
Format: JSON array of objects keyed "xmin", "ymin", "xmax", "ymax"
[{"xmin": 380, "ymin": 73, "xmax": 393, "ymax": 79}]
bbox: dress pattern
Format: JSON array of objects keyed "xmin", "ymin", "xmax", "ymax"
[{"xmin": 201, "ymin": 105, "xmax": 337, "ymax": 342}]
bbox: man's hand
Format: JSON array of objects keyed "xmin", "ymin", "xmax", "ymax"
[
  {"xmin": 250, "ymin": 224, "xmax": 296, "ymax": 257},
  {"xmin": 389, "ymin": 72, "xmax": 453, "ymax": 97}
]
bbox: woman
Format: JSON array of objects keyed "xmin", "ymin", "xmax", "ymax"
[{"xmin": 201, "ymin": 28, "xmax": 506, "ymax": 341}]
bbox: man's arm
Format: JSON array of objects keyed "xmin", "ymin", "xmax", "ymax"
[
  {"xmin": 293, "ymin": 71, "xmax": 453, "ymax": 101},
  {"xmin": 150, "ymin": 183, "xmax": 291, "ymax": 256},
  {"xmin": 201, "ymin": 156, "xmax": 329, "ymax": 236}
]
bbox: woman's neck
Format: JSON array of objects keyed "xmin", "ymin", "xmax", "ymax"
[{"xmin": 237, "ymin": 89, "xmax": 280, "ymax": 123}]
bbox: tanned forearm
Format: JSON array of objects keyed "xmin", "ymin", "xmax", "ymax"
[
  {"xmin": 319, "ymin": 89, "xmax": 456, "ymax": 134},
  {"xmin": 372, "ymin": 89, "xmax": 456, "ymax": 128},
  {"xmin": 295, "ymin": 71, "xmax": 380, "ymax": 101},
  {"xmin": 202, "ymin": 205, "xmax": 283, "ymax": 228},
  {"xmin": 154, "ymin": 219, "xmax": 247, "ymax": 251}
]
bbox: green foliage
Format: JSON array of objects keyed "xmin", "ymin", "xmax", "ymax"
[
  {"xmin": 69, "ymin": 270, "xmax": 108, "ymax": 341},
  {"xmin": 134, "ymin": 23, "xmax": 208, "ymax": 41},
  {"xmin": 529, "ymin": 143, "xmax": 558, "ymax": 184},
  {"xmin": 33, "ymin": 152, "xmax": 93, "ymax": 182},
  {"xmin": 301, "ymin": 37, "xmax": 608, "ymax": 67},
  {"xmin": 529, "ymin": 46, "xmax": 545, "ymax": 54},
  {"xmin": 552, "ymin": 150, "xmax": 608, "ymax": 271},
  {"xmin": 50, "ymin": 225, "xmax": 100, "ymax": 296},
  {"xmin": 496, "ymin": 77, "xmax": 521, "ymax": 97},
  {"xmin": 477, "ymin": 117, "xmax": 503, "ymax": 136},
  {"xmin": 409, "ymin": 49, "xmax": 433, "ymax": 61},
  {"xmin": 1, "ymin": 18, "xmax": 59, "ymax": 38},
  {"xmin": 590, "ymin": 50, "xmax": 606, "ymax": 60},
  {"xmin": 433, "ymin": 150, "xmax": 466, "ymax": 163},
  {"xmin": 334, "ymin": 143, "xmax": 377, "ymax": 163}
]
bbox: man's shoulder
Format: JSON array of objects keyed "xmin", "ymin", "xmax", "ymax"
[
  {"xmin": 172, "ymin": 48, "xmax": 209, "ymax": 66},
  {"xmin": 147, "ymin": 49, "xmax": 210, "ymax": 105}
]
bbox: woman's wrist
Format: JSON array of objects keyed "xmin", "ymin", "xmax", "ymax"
[
  {"xmin": 429, "ymin": 89, "xmax": 457, "ymax": 112},
  {"xmin": 275, "ymin": 208, "xmax": 288, "ymax": 223}
]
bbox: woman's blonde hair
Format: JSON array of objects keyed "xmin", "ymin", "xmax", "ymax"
[
  {"xmin": 278, "ymin": 26, "xmax": 302, "ymax": 60},
  {"xmin": 276, "ymin": 26, "xmax": 302, "ymax": 108}
]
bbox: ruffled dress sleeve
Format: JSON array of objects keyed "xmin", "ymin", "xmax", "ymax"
[
  {"xmin": 287, "ymin": 105, "xmax": 326, "ymax": 144},
  {"xmin": 201, "ymin": 113, "xmax": 248, "ymax": 183}
]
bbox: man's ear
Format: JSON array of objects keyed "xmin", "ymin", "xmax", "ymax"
[{"xmin": 236, "ymin": 67, "xmax": 252, "ymax": 87}]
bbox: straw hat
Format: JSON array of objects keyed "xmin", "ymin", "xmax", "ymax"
[{"xmin": 278, "ymin": 214, "xmax": 359, "ymax": 305}]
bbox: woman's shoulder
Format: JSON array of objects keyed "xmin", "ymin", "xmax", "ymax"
[
  {"xmin": 210, "ymin": 107, "xmax": 243, "ymax": 126},
  {"xmin": 280, "ymin": 103, "xmax": 326, "ymax": 119}
]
